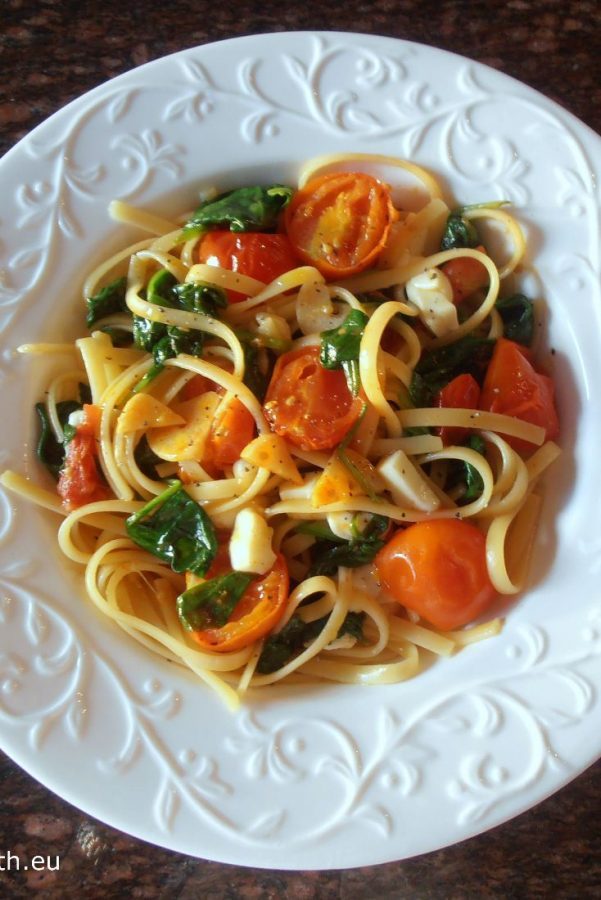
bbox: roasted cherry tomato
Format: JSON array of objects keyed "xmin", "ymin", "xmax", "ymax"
[
  {"xmin": 285, "ymin": 172, "xmax": 397, "ymax": 278},
  {"xmin": 263, "ymin": 346, "xmax": 364, "ymax": 451},
  {"xmin": 375, "ymin": 519, "xmax": 497, "ymax": 631},
  {"xmin": 437, "ymin": 373, "xmax": 481, "ymax": 445},
  {"xmin": 190, "ymin": 553, "xmax": 289, "ymax": 653},
  {"xmin": 205, "ymin": 398, "xmax": 256, "ymax": 469},
  {"xmin": 442, "ymin": 246, "xmax": 489, "ymax": 304},
  {"xmin": 179, "ymin": 373, "xmax": 225, "ymax": 401},
  {"xmin": 197, "ymin": 231, "xmax": 300, "ymax": 302},
  {"xmin": 57, "ymin": 404, "xmax": 111, "ymax": 510},
  {"xmin": 479, "ymin": 338, "xmax": 559, "ymax": 452}
]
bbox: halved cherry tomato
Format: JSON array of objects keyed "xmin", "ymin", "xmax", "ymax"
[
  {"xmin": 198, "ymin": 231, "xmax": 300, "ymax": 302},
  {"xmin": 375, "ymin": 519, "xmax": 496, "ymax": 631},
  {"xmin": 263, "ymin": 346, "xmax": 364, "ymax": 451},
  {"xmin": 285, "ymin": 172, "xmax": 397, "ymax": 278},
  {"xmin": 442, "ymin": 246, "xmax": 489, "ymax": 304},
  {"xmin": 190, "ymin": 553, "xmax": 289, "ymax": 653},
  {"xmin": 437, "ymin": 373, "xmax": 481, "ymax": 445},
  {"xmin": 205, "ymin": 398, "xmax": 256, "ymax": 469},
  {"xmin": 57, "ymin": 404, "xmax": 111, "ymax": 510},
  {"xmin": 479, "ymin": 338, "xmax": 559, "ymax": 452}
]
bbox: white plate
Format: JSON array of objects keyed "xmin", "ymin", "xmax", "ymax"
[{"xmin": 0, "ymin": 31, "xmax": 600, "ymax": 870}]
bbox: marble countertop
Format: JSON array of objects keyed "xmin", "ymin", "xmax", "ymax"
[{"xmin": 1, "ymin": 0, "xmax": 600, "ymax": 895}]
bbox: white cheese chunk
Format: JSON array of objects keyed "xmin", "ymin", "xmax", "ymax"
[
  {"xmin": 326, "ymin": 511, "xmax": 373, "ymax": 541},
  {"xmin": 229, "ymin": 508, "xmax": 277, "ymax": 575},
  {"xmin": 376, "ymin": 450, "xmax": 441, "ymax": 513},
  {"xmin": 405, "ymin": 268, "xmax": 458, "ymax": 337},
  {"xmin": 67, "ymin": 409, "xmax": 87, "ymax": 429}
]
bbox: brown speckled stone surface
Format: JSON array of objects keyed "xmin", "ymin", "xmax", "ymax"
[{"xmin": 1, "ymin": 0, "xmax": 600, "ymax": 896}]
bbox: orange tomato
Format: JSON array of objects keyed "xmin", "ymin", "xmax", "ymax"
[
  {"xmin": 57, "ymin": 404, "xmax": 111, "ymax": 510},
  {"xmin": 179, "ymin": 374, "xmax": 225, "ymax": 401},
  {"xmin": 479, "ymin": 338, "xmax": 559, "ymax": 452},
  {"xmin": 263, "ymin": 346, "xmax": 364, "ymax": 451},
  {"xmin": 205, "ymin": 398, "xmax": 256, "ymax": 469},
  {"xmin": 437, "ymin": 373, "xmax": 481, "ymax": 445},
  {"xmin": 197, "ymin": 231, "xmax": 300, "ymax": 302},
  {"xmin": 285, "ymin": 172, "xmax": 397, "ymax": 278},
  {"xmin": 375, "ymin": 519, "xmax": 497, "ymax": 631},
  {"xmin": 442, "ymin": 246, "xmax": 489, "ymax": 303},
  {"xmin": 190, "ymin": 553, "xmax": 289, "ymax": 653}
]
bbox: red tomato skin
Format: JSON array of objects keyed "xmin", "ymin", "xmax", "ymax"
[
  {"xmin": 375, "ymin": 519, "xmax": 497, "ymax": 631},
  {"xmin": 436, "ymin": 373, "xmax": 481, "ymax": 445},
  {"xmin": 190, "ymin": 554, "xmax": 289, "ymax": 653},
  {"xmin": 205, "ymin": 399, "xmax": 255, "ymax": 469},
  {"xmin": 262, "ymin": 346, "xmax": 364, "ymax": 451},
  {"xmin": 479, "ymin": 338, "xmax": 559, "ymax": 452},
  {"xmin": 57, "ymin": 405, "xmax": 110, "ymax": 510},
  {"xmin": 442, "ymin": 246, "xmax": 489, "ymax": 304},
  {"xmin": 285, "ymin": 172, "xmax": 397, "ymax": 278},
  {"xmin": 198, "ymin": 231, "xmax": 299, "ymax": 302}
]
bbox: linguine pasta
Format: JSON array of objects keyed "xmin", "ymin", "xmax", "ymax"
[{"xmin": 1, "ymin": 154, "xmax": 561, "ymax": 711}]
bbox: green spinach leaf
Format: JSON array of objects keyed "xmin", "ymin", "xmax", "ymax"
[
  {"xmin": 241, "ymin": 340, "xmax": 270, "ymax": 401},
  {"xmin": 440, "ymin": 214, "xmax": 479, "ymax": 251},
  {"xmin": 409, "ymin": 336, "xmax": 495, "ymax": 407},
  {"xmin": 307, "ymin": 515, "xmax": 389, "ymax": 577},
  {"xmin": 126, "ymin": 481, "xmax": 217, "ymax": 576},
  {"xmin": 495, "ymin": 293, "xmax": 534, "ymax": 346},
  {"xmin": 257, "ymin": 611, "xmax": 365, "ymax": 674},
  {"xmin": 86, "ymin": 276, "xmax": 128, "ymax": 329},
  {"xmin": 181, "ymin": 185, "xmax": 293, "ymax": 240},
  {"xmin": 320, "ymin": 310, "xmax": 369, "ymax": 396},
  {"xmin": 446, "ymin": 434, "xmax": 487, "ymax": 504},
  {"xmin": 177, "ymin": 571, "xmax": 257, "ymax": 632},
  {"xmin": 35, "ymin": 400, "xmax": 80, "ymax": 478},
  {"xmin": 172, "ymin": 281, "xmax": 227, "ymax": 317},
  {"xmin": 134, "ymin": 436, "xmax": 163, "ymax": 480}
]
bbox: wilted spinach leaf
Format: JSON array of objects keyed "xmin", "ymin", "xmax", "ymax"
[
  {"xmin": 177, "ymin": 571, "xmax": 257, "ymax": 631},
  {"xmin": 320, "ymin": 309, "xmax": 369, "ymax": 396},
  {"xmin": 307, "ymin": 514, "xmax": 389, "ymax": 577},
  {"xmin": 257, "ymin": 611, "xmax": 366, "ymax": 674},
  {"xmin": 181, "ymin": 185, "xmax": 293, "ymax": 240},
  {"xmin": 126, "ymin": 481, "xmax": 217, "ymax": 576},
  {"xmin": 86, "ymin": 276, "xmax": 128, "ymax": 329},
  {"xmin": 495, "ymin": 293, "xmax": 534, "ymax": 346},
  {"xmin": 409, "ymin": 336, "xmax": 495, "ymax": 407},
  {"xmin": 35, "ymin": 400, "xmax": 81, "ymax": 478},
  {"xmin": 440, "ymin": 214, "xmax": 479, "ymax": 251}
]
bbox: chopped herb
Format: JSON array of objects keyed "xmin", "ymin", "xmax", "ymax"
[
  {"xmin": 335, "ymin": 404, "xmax": 382, "ymax": 501},
  {"xmin": 126, "ymin": 481, "xmax": 217, "ymax": 576},
  {"xmin": 295, "ymin": 521, "xmax": 346, "ymax": 543}
]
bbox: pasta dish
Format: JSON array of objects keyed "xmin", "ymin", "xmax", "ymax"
[{"xmin": 0, "ymin": 153, "xmax": 561, "ymax": 710}]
